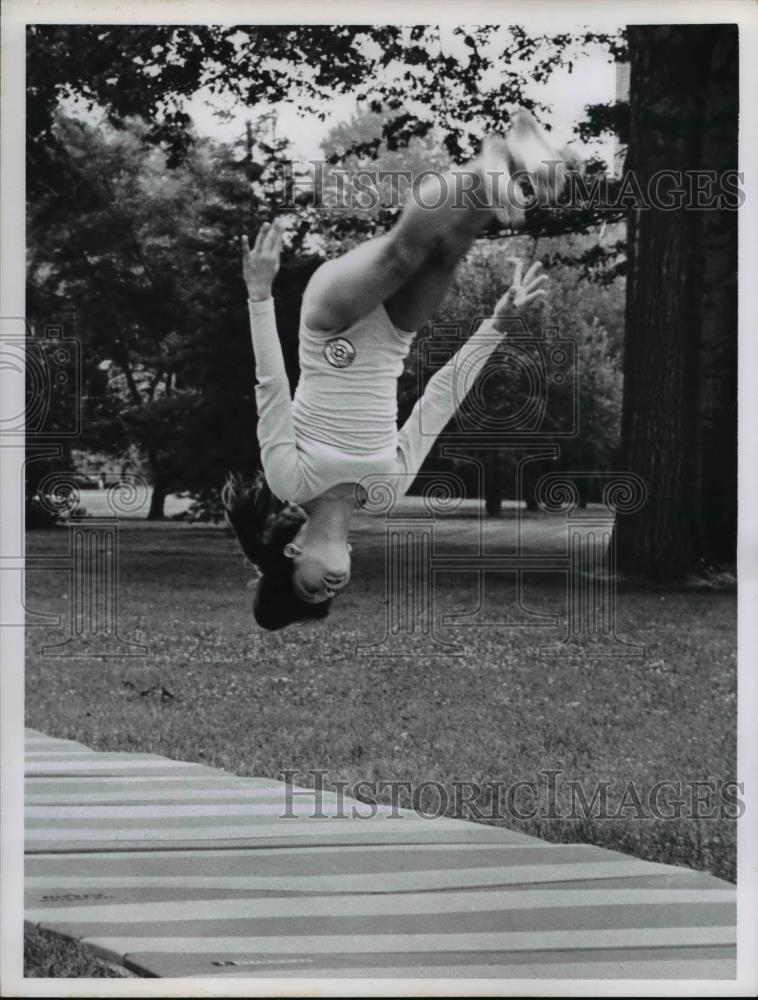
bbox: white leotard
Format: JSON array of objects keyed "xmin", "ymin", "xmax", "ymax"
[{"xmin": 249, "ymin": 296, "xmax": 505, "ymax": 504}]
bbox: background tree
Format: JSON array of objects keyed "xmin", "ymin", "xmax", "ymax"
[
  {"xmin": 430, "ymin": 234, "xmax": 624, "ymax": 514},
  {"xmin": 612, "ymin": 25, "xmax": 738, "ymax": 578},
  {"xmin": 28, "ymin": 111, "xmax": 325, "ymax": 518},
  {"xmin": 28, "ymin": 115, "xmax": 267, "ymax": 516}
]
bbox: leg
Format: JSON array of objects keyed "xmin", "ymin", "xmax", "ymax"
[
  {"xmin": 385, "ymin": 145, "xmax": 537, "ymax": 331},
  {"xmin": 303, "ymin": 143, "xmax": 511, "ymax": 333},
  {"xmin": 383, "ymin": 250, "xmax": 461, "ymax": 333},
  {"xmin": 304, "ymin": 111, "xmax": 563, "ymax": 334},
  {"xmin": 385, "ymin": 191, "xmax": 539, "ymax": 331}
]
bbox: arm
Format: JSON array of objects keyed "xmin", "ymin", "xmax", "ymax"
[
  {"xmin": 243, "ymin": 223, "xmax": 304, "ymax": 502},
  {"xmin": 396, "ymin": 317, "xmax": 503, "ymax": 479},
  {"xmin": 397, "ymin": 259, "xmax": 548, "ymax": 479}
]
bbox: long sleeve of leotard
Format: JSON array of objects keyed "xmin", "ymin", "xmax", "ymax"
[
  {"xmin": 248, "ymin": 297, "xmax": 305, "ymax": 502},
  {"xmin": 396, "ymin": 317, "xmax": 506, "ymax": 481}
]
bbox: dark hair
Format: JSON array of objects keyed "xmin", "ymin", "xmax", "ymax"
[{"xmin": 221, "ymin": 471, "xmax": 332, "ymax": 631}]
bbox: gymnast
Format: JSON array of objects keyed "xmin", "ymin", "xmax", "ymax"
[{"xmin": 223, "ymin": 110, "xmax": 563, "ymax": 629}]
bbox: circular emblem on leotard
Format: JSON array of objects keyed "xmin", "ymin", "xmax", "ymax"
[{"xmin": 324, "ymin": 337, "xmax": 356, "ymax": 368}]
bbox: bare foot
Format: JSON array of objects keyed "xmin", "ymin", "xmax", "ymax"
[
  {"xmin": 480, "ymin": 111, "xmax": 566, "ymax": 221},
  {"xmin": 480, "ymin": 135, "xmax": 527, "ymax": 225},
  {"xmin": 507, "ymin": 109, "xmax": 566, "ymax": 203}
]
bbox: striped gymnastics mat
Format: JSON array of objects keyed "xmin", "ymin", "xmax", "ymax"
[{"xmin": 24, "ymin": 729, "xmax": 736, "ymax": 980}]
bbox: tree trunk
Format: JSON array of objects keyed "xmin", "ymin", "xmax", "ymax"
[
  {"xmin": 521, "ymin": 450, "xmax": 557, "ymax": 512},
  {"xmin": 484, "ymin": 449, "xmax": 503, "ymax": 517},
  {"xmin": 524, "ymin": 474, "xmax": 539, "ymax": 512},
  {"xmin": 613, "ymin": 25, "xmax": 737, "ymax": 579},
  {"xmin": 147, "ymin": 483, "xmax": 167, "ymax": 520},
  {"xmin": 697, "ymin": 29, "xmax": 738, "ymax": 564},
  {"xmin": 145, "ymin": 447, "xmax": 167, "ymax": 520}
]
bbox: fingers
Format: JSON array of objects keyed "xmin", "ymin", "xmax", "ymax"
[
  {"xmin": 524, "ymin": 272, "xmax": 549, "ymax": 292},
  {"xmin": 506, "ymin": 257, "xmax": 523, "ymax": 287},
  {"xmin": 505, "ymin": 258, "xmax": 548, "ymax": 300},
  {"xmin": 505, "ymin": 258, "xmax": 545, "ymax": 286},
  {"xmin": 243, "ymin": 220, "xmax": 285, "ymax": 257},
  {"xmin": 254, "ymin": 222, "xmax": 270, "ymax": 253},
  {"xmin": 263, "ymin": 217, "xmax": 284, "ymax": 254},
  {"xmin": 523, "ymin": 259, "xmax": 543, "ymax": 283}
]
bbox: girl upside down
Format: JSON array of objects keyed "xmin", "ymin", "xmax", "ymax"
[{"xmin": 223, "ymin": 110, "xmax": 564, "ymax": 630}]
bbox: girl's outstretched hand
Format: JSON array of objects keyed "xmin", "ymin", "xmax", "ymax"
[
  {"xmin": 242, "ymin": 220, "xmax": 284, "ymax": 301},
  {"xmin": 493, "ymin": 257, "xmax": 549, "ymax": 320}
]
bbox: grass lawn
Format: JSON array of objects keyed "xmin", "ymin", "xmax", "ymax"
[
  {"xmin": 24, "ymin": 926, "xmax": 135, "ymax": 979},
  {"xmin": 23, "ymin": 502, "xmax": 737, "ymax": 975}
]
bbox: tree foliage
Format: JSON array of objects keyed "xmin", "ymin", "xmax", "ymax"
[
  {"xmin": 28, "ymin": 113, "xmax": 301, "ymax": 515},
  {"xmin": 423, "ymin": 234, "xmax": 624, "ymax": 509},
  {"xmin": 28, "ymin": 22, "xmax": 627, "ymax": 248},
  {"xmin": 28, "ymin": 24, "xmax": 624, "ymax": 168}
]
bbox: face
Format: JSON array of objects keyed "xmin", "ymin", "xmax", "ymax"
[{"xmin": 284, "ymin": 535, "xmax": 352, "ymax": 604}]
